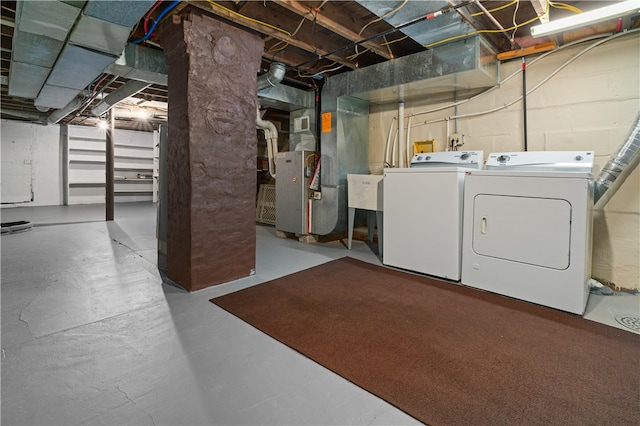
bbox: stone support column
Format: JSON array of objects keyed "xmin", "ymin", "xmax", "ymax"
[{"xmin": 159, "ymin": 12, "xmax": 263, "ymax": 291}]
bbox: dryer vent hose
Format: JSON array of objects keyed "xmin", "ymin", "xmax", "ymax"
[{"xmin": 593, "ymin": 114, "xmax": 640, "ymax": 208}]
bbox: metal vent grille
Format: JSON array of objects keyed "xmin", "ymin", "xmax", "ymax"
[
  {"xmin": 615, "ymin": 315, "xmax": 640, "ymax": 332},
  {"xmin": 256, "ymin": 184, "xmax": 276, "ymax": 225}
]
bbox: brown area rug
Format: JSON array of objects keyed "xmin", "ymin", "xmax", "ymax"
[{"xmin": 211, "ymin": 257, "xmax": 640, "ymax": 425}]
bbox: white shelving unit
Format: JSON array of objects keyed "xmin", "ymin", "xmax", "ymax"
[{"xmin": 67, "ymin": 126, "xmax": 156, "ymax": 204}]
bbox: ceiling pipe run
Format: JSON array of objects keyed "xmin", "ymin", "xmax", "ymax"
[
  {"xmin": 47, "ymin": 93, "xmax": 85, "ymax": 124},
  {"xmin": 91, "ymin": 80, "xmax": 151, "ymax": 117},
  {"xmin": 594, "ymin": 113, "xmax": 640, "ymax": 208},
  {"xmin": 0, "ymin": 108, "xmax": 48, "ymax": 124}
]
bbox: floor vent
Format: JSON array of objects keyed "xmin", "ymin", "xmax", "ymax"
[{"xmin": 615, "ymin": 315, "xmax": 640, "ymax": 332}]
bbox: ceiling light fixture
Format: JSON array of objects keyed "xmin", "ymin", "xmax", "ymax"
[
  {"xmin": 530, "ymin": 0, "xmax": 640, "ymax": 38},
  {"xmin": 98, "ymin": 120, "xmax": 108, "ymax": 129}
]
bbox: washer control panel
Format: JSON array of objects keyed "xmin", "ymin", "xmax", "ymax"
[{"xmin": 410, "ymin": 151, "xmax": 484, "ymax": 169}]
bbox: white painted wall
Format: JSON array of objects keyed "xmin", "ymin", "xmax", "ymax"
[
  {"xmin": 369, "ymin": 34, "xmax": 640, "ymax": 289},
  {"xmin": 1, "ymin": 120, "xmax": 62, "ymax": 207},
  {"xmin": 1, "ymin": 120, "xmax": 156, "ymax": 208}
]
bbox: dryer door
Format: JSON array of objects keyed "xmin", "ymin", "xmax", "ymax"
[{"xmin": 472, "ymin": 195, "xmax": 571, "ymax": 270}]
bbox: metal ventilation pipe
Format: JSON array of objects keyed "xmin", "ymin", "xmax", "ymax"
[
  {"xmin": 257, "ymin": 62, "xmax": 286, "ymax": 91},
  {"xmin": 91, "ymin": 80, "xmax": 152, "ymax": 117},
  {"xmin": 1, "ymin": 108, "xmax": 48, "ymax": 123},
  {"xmin": 594, "ymin": 113, "xmax": 640, "ymax": 208},
  {"xmin": 48, "ymin": 93, "xmax": 85, "ymax": 124}
]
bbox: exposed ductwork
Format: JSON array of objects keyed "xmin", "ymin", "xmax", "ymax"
[
  {"xmin": 47, "ymin": 93, "xmax": 85, "ymax": 124},
  {"xmin": 257, "ymin": 62, "xmax": 286, "ymax": 91},
  {"xmin": 594, "ymin": 114, "xmax": 640, "ymax": 208},
  {"xmin": 355, "ymin": 0, "xmax": 472, "ymax": 47},
  {"xmin": 0, "ymin": 108, "xmax": 48, "ymax": 124},
  {"xmin": 105, "ymin": 43, "xmax": 168, "ymax": 86},
  {"xmin": 91, "ymin": 80, "xmax": 152, "ymax": 117},
  {"xmin": 323, "ymin": 35, "xmax": 498, "ymax": 104},
  {"xmin": 313, "ymin": 35, "xmax": 497, "ymax": 236},
  {"xmin": 255, "ymin": 62, "xmax": 287, "ymax": 178},
  {"xmin": 10, "ymin": 0, "xmax": 156, "ymax": 110}
]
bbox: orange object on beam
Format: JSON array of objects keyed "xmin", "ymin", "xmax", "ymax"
[{"xmin": 497, "ymin": 42, "xmax": 557, "ymax": 61}]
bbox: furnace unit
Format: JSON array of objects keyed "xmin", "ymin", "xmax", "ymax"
[{"xmin": 275, "ymin": 150, "xmax": 312, "ymax": 235}]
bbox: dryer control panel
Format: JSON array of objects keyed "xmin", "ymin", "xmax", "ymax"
[{"xmin": 485, "ymin": 151, "xmax": 594, "ymax": 172}]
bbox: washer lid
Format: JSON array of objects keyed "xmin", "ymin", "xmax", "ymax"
[
  {"xmin": 485, "ymin": 151, "xmax": 594, "ymax": 172},
  {"xmin": 410, "ymin": 150, "xmax": 483, "ymax": 169}
]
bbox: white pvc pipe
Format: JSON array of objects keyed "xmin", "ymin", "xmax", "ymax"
[
  {"xmin": 405, "ymin": 114, "xmax": 413, "ymax": 164},
  {"xmin": 256, "ymin": 106, "xmax": 279, "ymax": 177},
  {"xmin": 384, "ymin": 117, "xmax": 397, "ymax": 167},
  {"xmin": 398, "ymin": 100, "xmax": 405, "ymax": 167},
  {"xmin": 445, "ymin": 117, "xmax": 450, "ymax": 151},
  {"xmin": 391, "ymin": 129, "xmax": 398, "ymax": 168}
]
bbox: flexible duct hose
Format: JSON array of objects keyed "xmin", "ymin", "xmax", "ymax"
[{"xmin": 594, "ymin": 114, "xmax": 640, "ymax": 208}]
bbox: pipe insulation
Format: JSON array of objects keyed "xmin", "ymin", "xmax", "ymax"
[
  {"xmin": 257, "ymin": 62, "xmax": 286, "ymax": 91},
  {"xmin": 594, "ymin": 113, "xmax": 640, "ymax": 208}
]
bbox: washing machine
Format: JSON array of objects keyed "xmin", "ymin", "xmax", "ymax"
[
  {"xmin": 383, "ymin": 151, "xmax": 483, "ymax": 281},
  {"xmin": 461, "ymin": 151, "xmax": 595, "ymax": 314}
]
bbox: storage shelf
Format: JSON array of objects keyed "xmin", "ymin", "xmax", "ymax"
[
  {"xmin": 69, "ymin": 136, "xmax": 105, "ymax": 142},
  {"xmin": 67, "ymin": 129, "xmax": 157, "ymax": 204},
  {"xmin": 115, "ymin": 155, "xmax": 154, "ymax": 161},
  {"xmin": 69, "ymin": 182, "xmax": 105, "ymax": 187},
  {"xmin": 115, "ymin": 167, "xmax": 153, "ymax": 171},
  {"xmin": 114, "ymin": 143, "xmax": 153, "ymax": 150},
  {"xmin": 69, "ymin": 159, "xmax": 106, "ymax": 164},
  {"xmin": 69, "ymin": 147, "xmax": 105, "ymax": 153}
]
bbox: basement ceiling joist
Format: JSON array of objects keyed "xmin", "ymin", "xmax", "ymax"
[{"xmin": 1, "ymin": 0, "xmax": 638, "ymax": 131}]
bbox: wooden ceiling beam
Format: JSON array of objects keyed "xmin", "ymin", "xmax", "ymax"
[
  {"xmin": 272, "ymin": 0, "xmax": 393, "ymax": 60},
  {"xmin": 189, "ymin": 1, "xmax": 357, "ymax": 70}
]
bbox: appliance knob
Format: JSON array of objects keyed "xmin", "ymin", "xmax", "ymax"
[
  {"xmin": 497, "ymin": 155, "xmax": 510, "ymax": 163},
  {"xmin": 575, "ymin": 155, "xmax": 583, "ymax": 161},
  {"xmin": 417, "ymin": 156, "xmax": 423, "ymax": 161},
  {"xmin": 425, "ymin": 156, "xmax": 431, "ymax": 161},
  {"xmin": 460, "ymin": 153, "xmax": 470, "ymax": 160}
]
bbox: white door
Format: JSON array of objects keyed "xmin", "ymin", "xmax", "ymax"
[
  {"xmin": 472, "ymin": 195, "xmax": 572, "ymax": 270},
  {"xmin": 1, "ymin": 138, "xmax": 33, "ymax": 203}
]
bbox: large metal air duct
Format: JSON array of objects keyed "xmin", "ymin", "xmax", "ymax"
[{"xmin": 594, "ymin": 114, "xmax": 640, "ymax": 208}]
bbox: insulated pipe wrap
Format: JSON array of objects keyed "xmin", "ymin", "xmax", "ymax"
[{"xmin": 594, "ymin": 114, "xmax": 640, "ymax": 207}]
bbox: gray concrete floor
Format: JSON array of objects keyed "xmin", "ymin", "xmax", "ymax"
[{"xmin": 1, "ymin": 203, "xmax": 638, "ymax": 426}]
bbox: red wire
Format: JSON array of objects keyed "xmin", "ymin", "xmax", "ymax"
[{"xmin": 144, "ymin": 0, "xmax": 164, "ymax": 33}]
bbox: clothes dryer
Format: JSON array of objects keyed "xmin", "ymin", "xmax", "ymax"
[
  {"xmin": 383, "ymin": 151, "xmax": 483, "ymax": 281},
  {"xmin": 461, "ymin": 151, "xmax": 595, "ymax": 314}
]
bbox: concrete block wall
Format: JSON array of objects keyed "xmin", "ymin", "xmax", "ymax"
[{"xmin": 369, "ymin": 34, "xmax": 640, "ymax": 290}]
